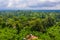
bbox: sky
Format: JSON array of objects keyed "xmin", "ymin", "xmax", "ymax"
[{"xmin": 0, "ymin": 0, "xmax": 60, "ymax": 10}]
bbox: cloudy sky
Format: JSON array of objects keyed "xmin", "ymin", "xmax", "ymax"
[{"xmin": 0, "ymin": 0, "xmax": 60, "ymax": 10}]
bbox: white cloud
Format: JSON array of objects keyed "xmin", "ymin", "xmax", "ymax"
[
  {"xmin": 15, "ymin": 0, "xmax": 19, "ymax": 2},
  {"xmin": 7, "ymin": 2, "xmax": 13, "ymax": 7},
  {"xmin": 48, "ymin": 0, "xmax": 60, "ymax": 2},
  {"xmin": 33, "ymin": 4, "xmax": 60, "ymax": 10},
  {"xmin": 0, "ymin": 0, "xmax": 60, "ymax": 10},
  {"xmin": 7, "ymin": 0, "xmax": 13, "ymax": 7},
  {"xmin": 16, "ymin": 3, "xmax": 28, "ymax": 8},
  {"xmin": 7, "ymin": 0, "xmax": 27, "ymax": 8}
]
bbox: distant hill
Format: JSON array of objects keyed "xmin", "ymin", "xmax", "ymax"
[
  {"xmin": 32, "ymin": 10, "xmax": 60, "ymax": 12},
  {"xmin": 0, "ymin": 10, "xmax": 60, "ymax": 12}
]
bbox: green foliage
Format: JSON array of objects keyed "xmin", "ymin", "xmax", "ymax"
[
  {"xmin": 47, "ymin": 25, "xmax": 60, "ymax": 40},
  {"xmin": 0, "ymin": 10, "xmax": 60, "ymax": 40},
  {"xmin": 30, "ymin": 18, "xmax": 45, "ymax": 32},
  {"xmin": 0, "ymin": 28, "xmax": 17, "ymax": 40},
  {"xmin": 18, "ymin": 26, "xmax": 31, "ymax": 40}
]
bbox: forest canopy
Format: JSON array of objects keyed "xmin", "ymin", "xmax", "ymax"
[{"xmin": 0, "ymin": 10, "xmax": 60, "ymax": 40}]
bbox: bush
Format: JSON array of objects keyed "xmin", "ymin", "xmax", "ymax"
[{"xmin": 0, "ymin": 27, "xmax": 17, "ymax": 40}]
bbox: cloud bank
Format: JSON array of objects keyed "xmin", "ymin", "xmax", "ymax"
[{"xmin": 0, "ymin": 0, "xmax": 60, "ymax": 10}]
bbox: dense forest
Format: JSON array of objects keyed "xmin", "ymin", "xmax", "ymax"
[{"xmin": 0, "ymin": 10, "xmax": 60, "ymax": 40}]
